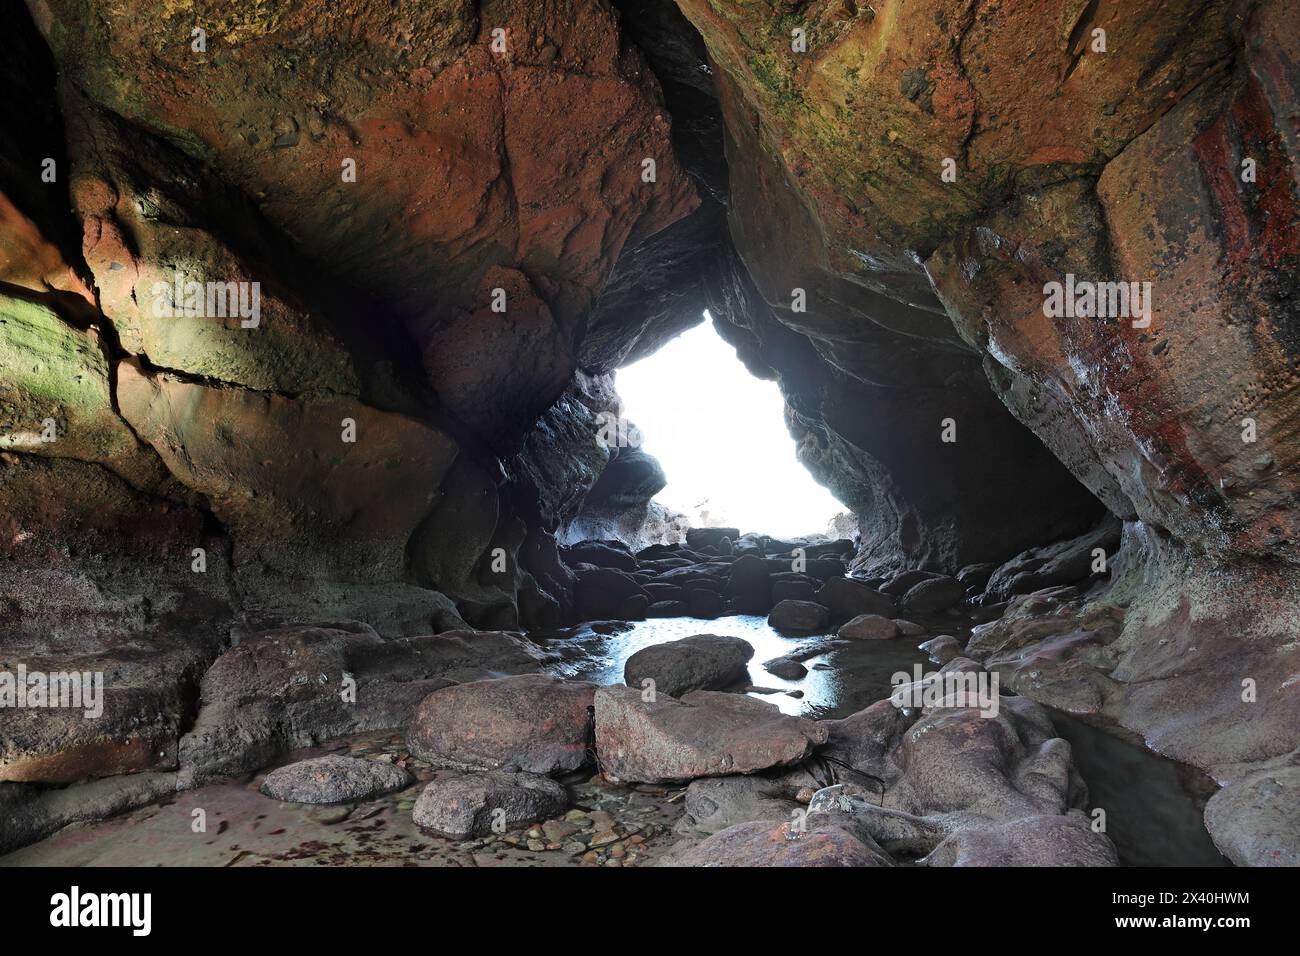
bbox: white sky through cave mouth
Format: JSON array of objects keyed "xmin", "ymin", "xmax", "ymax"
[{"xmin": 615, "ymin": 316, "xmax": 846, "ymax": 539}]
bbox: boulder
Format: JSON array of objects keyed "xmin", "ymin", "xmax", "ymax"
[
  {"xmin": 771, "ymin": 579, "xmax": 816, "ymax": 602},
  {"xmin": 882, "ymin": 570, "xmax": 946, "ymax": 596},
  {"xmin": 594, "ymin": 685, "xmax": 826, "ymax": 783},
  {"xmin": 412, "ymin": 770, "xmax": 569, "ymax": 839},
  {"xmin": 768, "ymin": 599, "xmax": 830, "ymax": 634},
  {"xmin": 1204, "ymin": 766, "xmax": 1300, "ymax": 867},
  {"xmin": 814, "ymin": 577, "xmax": 897, "ymax": 620},
  {"xmin": 682, "ymin": 775, "xmax": 801, "ymax": 834},
  {"xmin": 260, "ymin": 755, "xmax": 412, "ymax": 804},
  {"xmin": 920, "ymin": 635, "xmax": 964, "ymax": 664},
  {"xmin": 901, "ymin": 575, "xmax": 966, "ymax": 613},
  {"xmin": 837, "ymin": 614, "xmax": 899, "ymax": 640},
  {"xmin": 924, "ymin": 814, "xmax": 1118, "ymax": 867},
  {"xmin": 687, "ymin": 528, "xmax": 740, "ymax": 550},
  {"xmin": 816, "ymin": 700, "xmax": 914, "ymax": 786},
  {"xmin": 407, "ymin": 674, "xmax": 595, "ymax": 774},
  {"xmin": 675, "ymin": 819, "xmax": 891, "ymax": 867},
  {"xmin": 724, "ymin": 553, "xmax": 771, "ymax": 603},
  {"xmin": 623, "ymin": 634, "xmax": 754, "ymax": 698},
  {"xmin": 686, "ymin": 588, "xmax": 724, "ymax": 618},
  {"xmin": 617, "ymin": 593, "xmax": 649, "ymax": 619},
  {"xmin": 646, "ymin": 600, "xmax": 689, "ymax": 617},
  {"xmin": 573, "ymin": 567, "xmax": 647, "ymax": 620},
  {"xmin": 561, "ymin": 540, "xmax": 637, "ymax": 572},
  {"xmin": 178, "ymin": 625, "xmax": 551, "ymax": 786},
  {"xmin": 644, "ymin": 583, "xmax": 685, "ymax": 602}
]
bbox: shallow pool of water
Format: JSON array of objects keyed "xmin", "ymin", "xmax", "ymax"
[
  {"xmin": 542, "ymin": 613, "xmax": 930, "ymax": 717},
  {"xmin": 1047, "ymin": 712, "xmax": 1229, "ymax": 867}
]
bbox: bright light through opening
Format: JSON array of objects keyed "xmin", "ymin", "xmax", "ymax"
[{"xmin": 616, "ymin": 316, "xmax": 847, "ymax": 539}]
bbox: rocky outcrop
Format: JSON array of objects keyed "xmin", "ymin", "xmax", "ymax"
[{"xmin": 179, "ymin": 624, "xmax": 553, "ymax": 786}]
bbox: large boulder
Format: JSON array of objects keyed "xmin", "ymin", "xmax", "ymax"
[
  {"xmin": 594, "ymin": 685, "xmax": 826, "ymax": 784},
  {"xmin": 412, "ymin": 770, "xmax": 569, "ymax": 839},
  {"xmin": 623, "ymin": 634, "xmax": 754, "ymax": 698},
  {"xmin": 900, "ymin": 576, "xmax": 966, "ymax": 613},
  {"xmin": 260, "ymin": 755, "xmax": 412, "ymax": 804},
  {"xmin": 768, "ymin": 600, "xmax": 830, "ymax": 634},
  {"xmin": 814, "ymin": 578, "xmax": 897, "ymax": 620},
  {"xmin": 407, "ymin": 674, "xmax": 596, "ymax": 775},
  {"xmin": 573, "ymin": 567, "xmax": 647, "ymax": 620}
]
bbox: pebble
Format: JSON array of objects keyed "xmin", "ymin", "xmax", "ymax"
[
  {"xmin": 543, "ymin": 820, "xmax": 579, "ymax": 842},
  {"xmin": 306, "ymin": 805, "xmax": 352, "ymax": 825}
]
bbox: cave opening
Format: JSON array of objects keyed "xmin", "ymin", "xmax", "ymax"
[{"xmin": 615, "ymin": 315, "xmax": 846, "ymax": 539}]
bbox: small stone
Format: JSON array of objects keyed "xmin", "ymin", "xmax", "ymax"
[
  {"xmin": 563, "ymin": 841, "xmax": 587, "ymax": 854},
  {"xmin": 590, "ymin": 829, "xmax": 619, "ymax": 847},
  {"xmin": 763, "ymin": 655, "xmax": 808, "ymax": 679},
  {"xmin": 543, "ymin": 819, "xmax": 579, "ymax": 842},
  {"xmin": 527, "ymin": 839, "xmax": 547, "ymax": 851},
  {"xmin": 306, "ymin": 805, "xmax": 353, "ymax": 825}
]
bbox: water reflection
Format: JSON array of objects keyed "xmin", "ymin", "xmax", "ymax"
[{"xmin": 544, "ymin": 614, "xmax": 929, "ymax": 718}]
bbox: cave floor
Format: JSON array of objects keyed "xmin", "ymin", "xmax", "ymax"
[
  {"xmin": 0, "ymin": 730, "xmax": 687, "ymax": 867},
  {"xmin": 0, "ymin": 612, "xmax": 1224, "ymax": 867}
]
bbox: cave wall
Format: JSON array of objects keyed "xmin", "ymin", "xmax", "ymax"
[
  {"xmin": 674, "ymin": 0, "xmax": 1299, "ymax": 786},
  {"xmin": 0, "ymin": 0, "xmax": 711, "ymax": 650}
]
